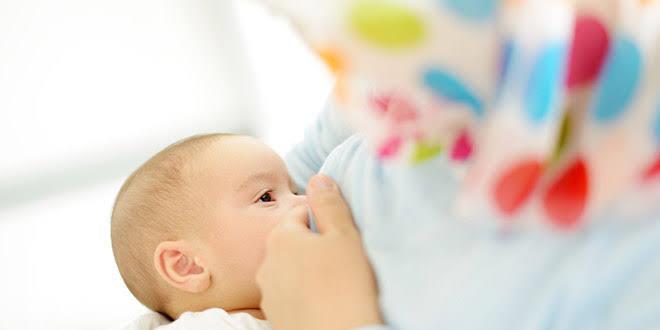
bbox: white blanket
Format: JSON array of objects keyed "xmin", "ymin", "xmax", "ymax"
[{"xmin": 120, "ymin": 308, "xmax": 271, "ymax": 330}]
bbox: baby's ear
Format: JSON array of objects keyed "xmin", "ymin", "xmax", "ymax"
[{"xmin": 154, "ymin": 241, "xmax": 210, "ymax": 294}]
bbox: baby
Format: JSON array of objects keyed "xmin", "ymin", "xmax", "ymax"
[{"xmin": 112, "ymin": 106, "xmax": 351, "ymax": 328}]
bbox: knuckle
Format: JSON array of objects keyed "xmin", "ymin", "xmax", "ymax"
[{"xmin": 338, "ymin": 226, "xmax": 355, "ymax": 237}]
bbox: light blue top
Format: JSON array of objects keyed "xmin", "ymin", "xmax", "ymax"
[{"xmin": 285, "ymin": 103, "xmax": 660, "ymax": 330}]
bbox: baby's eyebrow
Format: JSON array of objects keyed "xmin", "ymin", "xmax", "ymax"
[{"xmin": 236, "ymin": 172, "xmax": 279, "ymax": 193}]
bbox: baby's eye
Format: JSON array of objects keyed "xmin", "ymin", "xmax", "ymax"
[{"xmin": 258, "ymin": 191, "xmax": 274, "ymax": 203}]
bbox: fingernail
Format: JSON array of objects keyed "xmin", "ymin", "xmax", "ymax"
[{"xmin": 310, "ymin": 175, "xmax": 335, "ymax": 191}]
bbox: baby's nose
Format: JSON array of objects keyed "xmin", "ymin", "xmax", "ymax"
[{"xmin": 292, "ymin": 194, "xmax": 307, "ymax": 207}]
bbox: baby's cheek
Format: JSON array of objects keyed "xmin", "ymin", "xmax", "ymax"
[{"xmin": 253, "ymin": 220, "xmax": 278, "ymax": 256}]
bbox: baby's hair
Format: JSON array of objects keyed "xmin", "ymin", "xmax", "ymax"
[{"xmin": 111, "ymin": 133, "xmax": 232, "ymax": 314}]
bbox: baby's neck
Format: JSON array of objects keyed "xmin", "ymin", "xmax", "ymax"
[{"xmin": 230, "ymin": 308, "xmax": 265, "ymax": 320}]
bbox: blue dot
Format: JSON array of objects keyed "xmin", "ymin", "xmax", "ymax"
[
  {"xmin": 654, "ymin": 104, "xmax": 660, "ymax": 145},
  {"xmin": 423, "ymin": 68, "xmax": 484, "ymax": 117},
  {"xmin": 524, "ymin": 44, "xmax": 567, "ymax": 124},
  {"xmin": 497, "ymin": 40, "xmax": 515, "ymax": 100},
  {"xmin": 441, "ymin": 0, "xmax": 498, "ymax": 21},
  {"xmin": 592, "ymin": 37, "xmax": 642, "ymax": 123}
]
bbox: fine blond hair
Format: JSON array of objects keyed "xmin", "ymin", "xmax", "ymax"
[{"xmin": 111, "ymin": 133, "xmax": 231, "ymax": 313}]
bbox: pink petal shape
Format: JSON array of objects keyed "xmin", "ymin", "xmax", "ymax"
[
  {"xmin": 450, "ymin": 131, "xmax": 473, "ymax": 162},
  {"xmin": 377, "ymin": 136, "xmax": 403, "ymax": 160}
]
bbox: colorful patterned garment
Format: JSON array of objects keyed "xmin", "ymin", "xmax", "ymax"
[
  {"xmin": 267, "ymin": 0, "xmax": 660, "ymax": 231},
  {"xmin": 286, "ymin": 103, "xmax": 660, "ymax": 330}
]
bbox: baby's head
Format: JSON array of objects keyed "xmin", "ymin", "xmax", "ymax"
[{"xmin": 111, "ymin": 134, "xmax": 306, "ymax": 319}]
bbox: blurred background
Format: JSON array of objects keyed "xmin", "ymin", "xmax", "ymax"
[{"xmin": 0, "ymin": 0, "xmax": 333, "ymax": 328}]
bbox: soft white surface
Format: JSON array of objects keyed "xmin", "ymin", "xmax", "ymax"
[
  {"xmin": 235, "ymin": 0, "xmax": 334, "ymax": 153},
  {"xmin": 0, "ymin": 180, "xmax": 146, "ymax": 329},
  {"xmin": 0, "ymin": 0, "xmax": 255, "ymax": 182},
  {"xmin": 120, "ymin": 309, "xmax": 271, "ymax": 330}
]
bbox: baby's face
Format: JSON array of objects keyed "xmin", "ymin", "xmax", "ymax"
[{"xmin": 194, "ymin": 136, "xmax": 306, "ymax": 308}]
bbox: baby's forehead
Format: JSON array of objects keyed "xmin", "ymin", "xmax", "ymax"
[
  {"xmin": 203, "ymin": 135, "xmax": 281, "ymax": 167},
  {"xmin": 194, "ymin": 135, "xmax": 290, "ymax": 185}
]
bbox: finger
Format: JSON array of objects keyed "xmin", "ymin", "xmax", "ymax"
[{"xmin": 306, "ymin": 174, "xmax": 357, "ymax": 234}]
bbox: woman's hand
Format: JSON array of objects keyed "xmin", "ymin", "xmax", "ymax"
[{"xmin": 256, "ymin": 175, "xmax": 383, "ymax": 330}]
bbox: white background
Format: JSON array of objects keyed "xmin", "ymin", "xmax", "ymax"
[{"xmin": 0, "ymin": 0, "xmax": 333, "ymax": 328}]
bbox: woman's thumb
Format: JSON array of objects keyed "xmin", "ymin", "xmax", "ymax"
[{"xmin": 306, "ymin": 175, "xmax": 356, "ymax": 234}]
